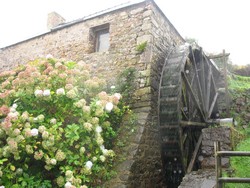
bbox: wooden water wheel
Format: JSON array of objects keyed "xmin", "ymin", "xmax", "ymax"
[{"xmin": 158, "ymin": 44, "xmax": 221, "ymax": 186}]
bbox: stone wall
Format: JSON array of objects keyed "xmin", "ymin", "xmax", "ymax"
[
  {"xmin": 0, "ymin": 0, "xmax": 185, "ymax": 187},
  {"xmin": 199, "ymin": 126, "xmax": 232, "ymax": 169}
]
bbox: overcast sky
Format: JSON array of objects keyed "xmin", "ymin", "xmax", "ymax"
[{"xmin": 0, "ymin": 0, "xmax": 249, "ymax": 65}]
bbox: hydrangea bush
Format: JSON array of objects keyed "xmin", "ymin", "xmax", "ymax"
[{"xmin": 0, "ymin": 56, "xmax": 127, "ymax": 187}]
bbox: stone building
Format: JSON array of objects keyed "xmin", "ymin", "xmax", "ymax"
[{"xmin": 0, "ymin": 0, "xmax": 185, "ymax": 187}]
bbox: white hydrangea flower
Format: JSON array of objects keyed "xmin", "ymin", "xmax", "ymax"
[
  {"xmin": 95, "ymin": 126, "xmax": 102, "ymax": 133},
  {"xmin": 43, "ymin": 89, "xmax": 51, "ymax": 97},
  {"xmin": 96, "ymin": 100, "xmax": 102, "ymax": 106},
  {"xmin": 56, "ymin": 88, "xmax": 65, "ymax": 95},
  {"xmin": 38, "ymin": 126, "xmax": 46, "ymax": 133},
  {"xmin": 12, "ymin": 103, "xmax": 18, "ymax": 109},
  {"xmin": 80, "ymin": 185, "xmax": 88, "ymax": 188},
  {"xmin": 100, "ymin": 155, "xmax": 106, "ymax": 162},
  {"xmin": 55, "ymin": 62, "xmax": 62, "ymax": 68},
  {"xmin": 96, "ymin": 136, "xmax": 104, "ymax": 145},
  {"xmin": 65, "ymin": 170, "xmax": 73, "ymax": 178},
  {"xmin": 64, "ymin": 181, "xmax": 72, "ymax": 188},
  {"xmin": 114, "ymin": 93, "xmax": 122, "ymax": 100},
  {"xmin": 9, "ymin": 107, "xmax": 16, "ymax": 113},
  {"xmin": 105, "ymin": 102, "xmax": 113, "ymax": 112},
  {"xmin": 31, "ymin": 128, "xmax": 39, "ymax": 136},
  {"xmin": 50, "ymin": 158, "xmax": 57, "ymax": 165},
  {"xmin": 83, "ymin": 122, "xmax": 92, "ymax": 131},
  {"xmin": 8, "ymin": 111, "xmax": 19, "ymax": 119},
  {"xmin": 37, "ymin": 114, "xmax": 45, "ymax": 122},
  {"xmin": 100, "ymin": 145, "xmax": 105, "ymax": 151},
  {"xmin": 80, "ymin": 147, "xmax": 85, "ymax": 154},
  {"xmin": 85, "ymin": 161, "xmax": 93, "ymax": 170},
  {"xmin": 92, "ymin": 156, "xmax": 97, "ymax": 162},
  {"xmin": 66, "ymin": 89, "xmax": 78, "ymax": 99},
  {"xmin": 50, "ymin": 118, "xmax": 57, "ymax": 125},
  {"xmin": 34, "ymin": 89, "xmax": 43, "ymax": 97},
  {"xmin": 46, "ymin": 54, "xmax": 53, "ymax": 59},
  {"xmin": 102, "ymin": 149, "xmax": 108, "ymax": 156}
]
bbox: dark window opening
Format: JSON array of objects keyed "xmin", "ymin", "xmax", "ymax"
[
  {"xmin": 96, "ymin": 28, "xmax": 110, "ymax": 52},
  {"xmin": 89, "ymin": 24, "xmax": 110, "ymax": 52}
]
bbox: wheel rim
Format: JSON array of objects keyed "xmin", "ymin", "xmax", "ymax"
[{"xmin": 158, "ymin": 45, "xmax": 220, "ymax": 186}]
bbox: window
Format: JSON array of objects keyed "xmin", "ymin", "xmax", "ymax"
[
  {"xmin": 95, "ymin": 28, "xmax": 110, "ymax": 52},
  {"xmin": 90, "ymin": 24, "xmax": 110, "ymax": 52}
]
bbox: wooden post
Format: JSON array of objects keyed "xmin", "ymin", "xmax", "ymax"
[
  {"xmin": 215, "ymin": 142, "xmax": 222, "ymax": 188},
  {"xmin": 223, "ymin": 49, "xmax": 230, "ymax": 116},
  {"xmin": 215, "ymin": 142, "xmax": 250, "ymax": 187}
]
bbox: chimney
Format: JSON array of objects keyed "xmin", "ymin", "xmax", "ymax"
[{"xmin": 47, "ymin": 12, "xmax": 66, "ymax": 30}]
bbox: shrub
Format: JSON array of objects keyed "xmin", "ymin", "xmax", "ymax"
[{"xmin": 0, "ymin": 56, "xmax": 127, "ymax": 187}]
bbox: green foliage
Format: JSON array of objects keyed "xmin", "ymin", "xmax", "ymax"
[
  {"xmin": 225, "ymin": 135, "xmax": 250, "ymax": 188},
  {"xmin": 0, "ymin": 56, "xmax": 129, "ymax": 187},
  {"xmin": 225, "ymin": 72, "xmax": 250, "ymax": 187},
  {"xmin": 115, "ymin": 67, "xmax": 137, "ymax": 102},
  {"xmin": 229, "ymin": 74, "xmax": 250, "ymax": 92},
  {"xmin": 135, "ymin": 41, "xmax": 147, "ymax": 54}
]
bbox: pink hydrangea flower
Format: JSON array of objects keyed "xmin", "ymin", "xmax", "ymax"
[{"xmin": 0, "ymin": 105, "xmax": 10, "ymax": 116}]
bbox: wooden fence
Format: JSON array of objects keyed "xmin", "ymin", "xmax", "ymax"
[{"xmin": 214, "ymin": 141, "xmax": 250, "ymax": 188}]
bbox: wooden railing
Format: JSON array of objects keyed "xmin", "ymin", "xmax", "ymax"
[{"xmin": 214, "ymin": 142, "xmax": 250, "ymax": 188}]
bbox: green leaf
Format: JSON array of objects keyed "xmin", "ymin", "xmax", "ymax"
[{"xmin": 0, "ymin": 158, "xmax": 8, "ymax": 164}]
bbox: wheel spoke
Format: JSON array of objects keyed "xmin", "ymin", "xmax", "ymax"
[
  {"xmin": 182, "ymin": 72, "xmax": 206, "ymax": 121},
  {"xmin": 189, "ymin": 46, "xmax": 206, "ymax": 115},
  {"xmin": 206, "ymin": 64, "xmax": 212, "ymax": 112}
]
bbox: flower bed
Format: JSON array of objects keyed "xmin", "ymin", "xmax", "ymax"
[{"xmin": 0, "ymin": 56, "xmax": 127, "ymax": 187}]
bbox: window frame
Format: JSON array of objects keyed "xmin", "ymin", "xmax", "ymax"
[{"xmin": 90, "ymin": 23, "xmax": 110, "ymax": 53}]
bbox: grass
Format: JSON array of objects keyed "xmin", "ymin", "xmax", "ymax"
[
  {"xmin": 225, "ymin": 73, "xmax": 250, "ymax": 187},
  {"xmin": 224, "ymin": 133, "xmax": 250, "ymax": 188},
  {"xmin": 228, "ymin": 74, "xmax": 250, "ymax": 91}
]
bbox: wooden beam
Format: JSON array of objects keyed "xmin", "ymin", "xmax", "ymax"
[
  {"xmin": 217, "ymin": 151, "xmax": 250, "ymax": 157},
  {"xmin": 180, "ymin": 120, "xmax": 206, "ymax": 127},
  {"xmin": 208, "ymin": 53, "xmax": 230, "ymax": 59},
  {"xmin": 208, "ymin": 92, "xmax": 218, "ymax": 118},
  {"xmin": 200, "ymin": 47, "xmax": 207, "ymax": 112},
  {"xmin": 206, "ymin": 64, "xmax": 212, "ymax": 112},
  {"xmin": 189, "ymin": 46, "xmax": 205, "ymax": 114},
  {"xmin": 181, "ymin": 72, "xmax": 206, "ymax": 121},
  {"xmin": 223, "ymin": 49, "xmax": 230, "ymax": 116},
  {"xmin": 214, "ymin": 142, "xmax": 222, "ymax": 188},
  {"xmin": 219, "ymin": 178, "xmax": 250, "ymax": 183},
  {"xmin": 187, "ymin": 134, "xmax": 202, "ymax": 173}
]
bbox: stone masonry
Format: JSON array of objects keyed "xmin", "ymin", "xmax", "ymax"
[
  {"xmin": 0, "ymin": 0, "xmax": 185, "ymax": 187},
  {"xmin": 199, "ymin": 126, "xmax": 232, "ymax": 169}
]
